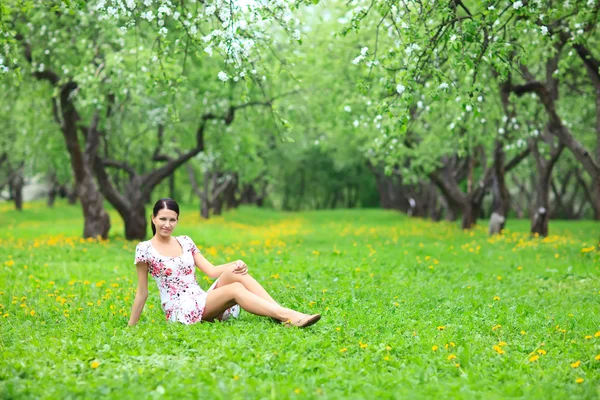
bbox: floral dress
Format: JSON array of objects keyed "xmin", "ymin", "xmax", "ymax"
[{"xmin": 134, "ymin": 235, "xmax": 240, "ymax": 324}]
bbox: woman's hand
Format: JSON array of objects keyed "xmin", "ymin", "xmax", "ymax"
[{"xmin": 232, "ymin": 259, "xmax": 248, "ymax": 275}]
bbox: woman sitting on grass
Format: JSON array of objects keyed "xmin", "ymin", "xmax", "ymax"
[{"xmin": 128, "ymin": 198, "xmax": 321, "ymax": 328}]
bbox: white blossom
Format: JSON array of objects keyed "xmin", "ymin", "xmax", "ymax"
[
  {"xmin": 141, "ymin": 11, "xmax": 155, "ymax": 22},
  {"xmin": 396, "ymin": 84, "xmax": 405, "ymax": 95},
  {"xmin": 513, "ymin": 1, "xmax": 523, "ymax": 9},
  {"xmin": 344, "ymin": 106, "xmax": 352, "ymax": 112},
  {"xmin": 353, "ymin": 120, "xmax": 360, "ymax": 127},
  {"xmin": 438, "ymin": 82, "xmax": 449, "ymax": 89},
  {"xmin": 218, "ymin": 71, "xmax": 229, "ymax": 82},
  {"xmin": 541, "ymin": 26, "xmax": 549, "ymax": 35}
]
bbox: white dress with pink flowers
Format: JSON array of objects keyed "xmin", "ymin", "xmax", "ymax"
[{"xmin": 134, "ymin": 235, "xmax": 240, "ymax": 324}]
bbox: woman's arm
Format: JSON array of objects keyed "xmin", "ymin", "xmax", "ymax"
[
  {"xmin": 128, "ymin": 262, "xmax": 149, "ymax": 326},
  {"xmin": 193, "ymin": 253, "xmax": 246, "ymax": 279}
]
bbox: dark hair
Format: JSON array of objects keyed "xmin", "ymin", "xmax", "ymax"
[{"xmin": 151, "ymin": 198, "xmax": 180, "ymax": 235}]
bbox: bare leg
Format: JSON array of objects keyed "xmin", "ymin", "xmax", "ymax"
[
  {"xmin": 203, "ymin": 282, "xmax": 309, "ymax": 323},
  {"xmin": 215, "ymin": 270, "xmax": 278, "ymax": 305}
]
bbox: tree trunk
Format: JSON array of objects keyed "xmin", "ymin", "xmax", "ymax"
[
  {"xmin": 592, "ymin": 177, "xmax": 600, "ymax": 220},
  {"xmin": 124, "ymin": 200, "xmax": 148, "ymax": 240},
  {"xmin": 201, "ymin": 171, "xmax": 210, "ymax": 219},
  {"xmin": 30, "ymin": 67, "xmax": 110, "ymax": 238},
  {"xmin": 531, "ymin": 182, "xmax": 550, "ymax": 237},
  {"xmin": 492, "ymin": 140, "xmax": 511, "ymax": 221},
  {"xmin": 11, "ymin": 168, "xmax": 24, "ymax": 211},
  {"xmin": 461, "ymin": 200, "xmax": 482, "ymax": 230}
]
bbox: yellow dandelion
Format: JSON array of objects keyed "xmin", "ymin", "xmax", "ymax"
[
  {"xmin": 492, "ymin": 324, "xmax": 502, "ymax": 331},
  {"xmin": 294, "ymin": 388, "xmax": 301, "ymax": 394},
  {"xmin": 383, "ymin": 356, "xmax": 390, "ymax": 361},
  {"xmin": 498, "ymin": 341, "xmax": 507, "ymax": 347},
  {"xmin": 529, "ymin": 355, "xmax": 539, "ymax": 362},
  {"xmin": 29, "ymin": 310, "xmax": 35, "ymax": 316},
  {"xmin": 359, "ymin": 342, "xmax": 368, "ymax": 349},
  {"xmin": 576, "ymin": 378, "xmax": 584, "ymax": 384},
  {"xmin": 497, "ymin": 276, "xmax": 502, "ymax": 280},
  {"xmin": 335, "ymin": 327, "xmax": 341, "ymax": 332},
  {"xmin": 520, "ymin": 330, "xmax": 527, "ymax": 335},
  {"xmin": 432, "ymin": 345, "xmax": 438, "ymax": 351},
  {"xmin": 90, "ymin": 361, "xmax": 100, "ymax": 369},
  {"xmin": 571, "ymin": 361, "xmax": 581, "ymax": 368},
  {"xmin": 340, "ymin": 348, "xmax": 347, "ymax": 353},
  {"xmin": 386, "ymin": 346, "xmax": 392, "ymax": 351},
  {"xmin": 455, "ymin": 363, "xmax": 460, "ymax": 368},
  {"xmin": 437, "ymin": 326, "xmax": 446, "ymax": 331},
  {"xmin": 595, "ymin": 331, "xmax": 600, "ymax": 337},
  {"xmin": 585, "ymin": 335, "xmax": 592, "ymax": 340},
  {"xmin": 493, "ymin": 296, "xmax": 500, "ymax": 301},
  {"xmin": 537, "ymin": 349, "xmax": 546, "ymax": 355},
  {"xmin": 447, "ymin": 354, "xmax": 457, "ymax": 361},
  {"xmin": 595, "ymin": 354, "xmax": 600, "ymax": 361},
  {"xmin": 517, "ymin": 266, "xmax": 522, "ymax": 271},
  {"xmin": 233, "ymin": 375, "xmax": 239, "ymax": 380},
  {"xmin": 492, "ymin": 345, "xmax": 505, "ymax": 355}
]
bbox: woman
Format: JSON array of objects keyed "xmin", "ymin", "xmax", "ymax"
[{"xmin": 128, "ymin": 198, "xmax": 321, "ymax": 328}]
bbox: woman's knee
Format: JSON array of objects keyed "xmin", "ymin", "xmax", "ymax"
[
  {"xmin": 220, "ymin": 269, "xmax": 241, "ymax": 283},
  {"xmin": 226, "ymin": 281, "xmax": 245, "ymax": 293}
]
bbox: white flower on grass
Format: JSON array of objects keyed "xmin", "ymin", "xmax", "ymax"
[
  {"xmin": 353, "ymin": 120, "xmax": 359, "ymax": 127},
  {"xmin": 488, "ymin": 5, "xmax": 495, "ymax": 10},
  {"xmin": 417, "ymin": 101, "xmax": 423, "ymax": 109},
  {"xmin": 173, "ymin": 12, "xmax": 180, "ymax": 20},
  {"xmin": 450, "ymin": 34, "xmax": 457, "ymax": 42},
  {"xmin": 159, "ymin": 27, "xmax": 168, "ymax": 37},
  {"xmin": 466, "ymin": 105, "xmax": 472, "ymax": 112},
  {"xmin": 360, "ymin": 47, "xmax": 368, "ymax": 55},
  {"xmin": 541, "ymin": 26, "xmax": 549, "ymax": 35},
  {"xmin": 344, "ymin": 106, "xmax": 352, "ymax": 112},
  {"xmin": 218, "ymin": 71, "xmax": 229, "ymax": 82},
  {"xmin": 204, "ymin": 46, "xmax": 213, "ymax": 56},
  {"xmin": 513, "ymin": 1, "xmax": 523, "ymax": 9},
  {"xmin": 498, "ymin": 127, "xmax": 505, "ymax": 134},
  {"xmin": 396, "ymin": 84, "xmax": 405, "ymax": 95},
  {"xmin": 438, "ymin": 82, "xmax": 449, "ymax": 89}
]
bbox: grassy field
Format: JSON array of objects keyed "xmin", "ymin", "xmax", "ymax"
[{"xmin": 1, "ymin": 200, "xmax": 599, "ymax": 399}]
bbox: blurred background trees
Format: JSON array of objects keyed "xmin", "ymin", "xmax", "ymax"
[{"xmin": 1, "ymin": 0, "xmax": 598, "ymax": 239}]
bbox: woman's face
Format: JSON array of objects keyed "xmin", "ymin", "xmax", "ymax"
[{"xmin": 152, "ymin": 208, "xmax": 179, "ymax": 238}]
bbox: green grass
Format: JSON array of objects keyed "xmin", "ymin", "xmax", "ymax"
[{"xmin": 1, "ymin": 200, "xmax": 599, "ymax": 399}]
